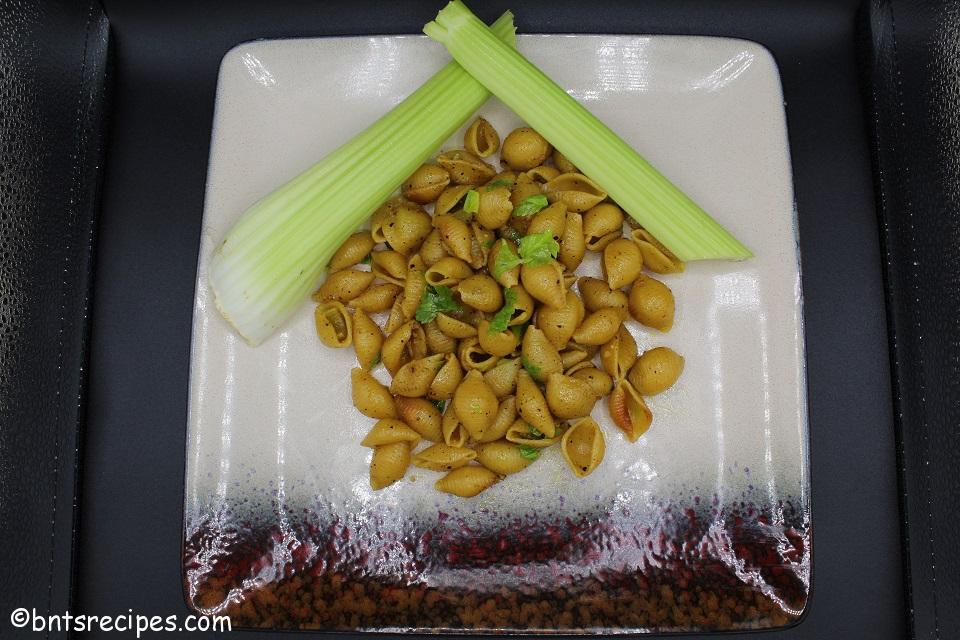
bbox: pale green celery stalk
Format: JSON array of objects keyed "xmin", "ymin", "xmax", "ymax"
[
  {"xmin": 424, "ymin": 1, "xmax": 752, "ymax": 262},
  {"xmin": 210, "ymin": 13, "xmax": 516, "ymax": 346}
]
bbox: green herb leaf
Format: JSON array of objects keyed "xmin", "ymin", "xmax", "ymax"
[
  {"xmin": 529, "ymin": 426, "xmax": 544, "ymax": 439},
  {"xmin": 510, "ymin": 323, "xmax": 527, "ymax": 341},
  {"xmin": 485, "ymin": 178, "xmax": 512, "ymax": 191},
  {"xmin": 360, "ymin": 254, "xmax": 372, "ymax": 265},
  {"xmin": 464, "ymin": 189, "xmax": 480, "ymax": 214},
  {"xmin": 521, "ymin": 355, "xmax": 542, "ymax": 380},
  {"xmin": 512, "ymin": 194, "xmax": 549, "ymax": 217},
  {"xmin": 518, "ymin": 445, "xmax": 540, "ymax": 461},
  {"xmin": 491, "ymin": 239, "xmax": 524, "ymax": 280},
  {"xmin": 482, "ymin": 238, "xmax": 494, "ymax": 249},
  {"xmin": 488, "ymin": 287, "xmax": 518, "ymax": 334},
  {"xmin": 433, "ymin": 399, "xmax": 446, "ymax": 413},
  {"xmin": 415, "ymin": 284, "xmax": 462, "ymax": 324},
  {"xmin": 518, "ymin": 230, "xmax": 560, "ymax": 267},
  {"xmin": 370, "ymin": 353, "xmax": 381, "ymax": 369}
]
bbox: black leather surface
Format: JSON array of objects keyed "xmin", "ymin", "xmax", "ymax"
[
  {"xmin": 0, "ymin": 0, "xmax": 109, "ymax": 636},
  {"xmin": 864, "ymin": 1, "xmax": 960, "ymax": 638}
]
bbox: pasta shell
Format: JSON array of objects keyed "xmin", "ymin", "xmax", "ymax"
[
  {"xmin": 628, "ymin": 274, "xmax": 675, "ymax": 332},
  {"xmin": 501, "ymin": 127, "xmax": 551, "ymax": 171},
  {"xmin": 407, "ymin": 253, "xmax": 425, "ymax": 273},
  {"xmin": 348, "ymin": 283, "xmax": 401, "ymax": 313},
  {"xmin": 434, "ymin": 214, "xmax": 474, "ymax": 263},
  {"xmin": 370, "ymin": 442, "xmax": 410, "ymax": 490},
  {"xmin": 361, "ymin": 419, "xmax": 421, "ymax": 447},
  {"xmin": 352, "ymin": 308, "xmax": 384, "ymax": 370},
  {"xmin": 583, "ymin": 203, "xmax": 625, "ymax": 250},
  {"xmin": 521, "ymin": 326, "xmax": 563, "ymax": 382},
  {"xmin": 603, "ymin": 238, "xmax": 644, "ymax": 290},
  {"xmin": 401, "ymin": 269, "xmax": 427, "ymax": 320},
  {"xmin": 477, "ymin": 320, "xmax": 520, "ymax": 358},
  {"xmin": 552, "ymin": 149, "xmax": 578, "ymax": 174},
  {"xmin": 437, "ymin": 149, "xmax": 496, "ymax": 185},
  {"xmin": 351, "ymin": 368, "xmax": 396, "ymax": 419},
  {"xmin": 435, "ymin": 465, "xmax": 499, "ymax": 497},
  {"xmin": 525, "ymin": 165, "xmax": 560, "ymax": 184},
  {"xmin": 478, "ymin": 396, "xmax": 517, "ymax": 443},
  {"xmin": 477, "ymin": 440, "xmax": 536, "ymax": 475},
  {"xmin": 561, "ymin": 417, "xmax": 605, "ymax": 478},
  {"xmin": 516, "ymin": 369, "xmax": 555, "ymax": 438},
  {"xmin": 457, "ymin": 273, "xmax": 502, "ymax": 312},
  {"xmin": 558, "ymin": 211, "xmax": 586, "ymax": 272},
  {"xmin": 488, "ymin": 170, "xmax": 517, "ymax": 187},
  {"xmin": 631, "ymin": 228, "xmax": 685, "ymax": 274},
  {"xmin": 458, "ymin": 336, "xmax": 499, "ymax": 372},
  {"xmin": 577, "ymin": 276, "xmax": 629, "ymax": 314},
  {"xmin": 510, "ymin": 172, "xmax": 543, "ymax": 209},
  {"xmin": 436, "ymin": 313, "xmax": 477, "ymax": 339},
  {"xmin": 608, "ymin": 379, "xmax": 652, "ymax": 441},
  {"xmin": 434, "ymin": 184, "xmax": 473, "ymax": 217},
  {"xmin": 329, "ymin": 232, "xmax": 375, "ymax": 271},
  {"xmin": 505, "ymin": 418, "xmax": 562, "ymax": 448},
  {"xmin": 535, "ymin": 290, "xmax": 585, "ymax": 350},
  {"xmin": 559, "ymin": 344, "xmax": 592, "ymax": 371},
  {"xmin": 599, "ymin": 324, "xmax": 638, "ymax": 379},
  {"xmin": 464, "ymin": 117, "xmax": 500, "ymax": 158},
  {"xmin": 452, "ymin": 370, "xmax": 499, "ymax": 441},
  {"xmin": 381, "ymin": 321, "xmax": 424, "ymax": 375},
  {"xmin": 571, "ymin": 366, "xmax": 614, "ymax": 397},
  {"xmin": 487, "ymin": 240, "xmax": 521, "ymax": 288},
  {"xmin": 509, "ymin": 286, "xmax": 536, "ymax": 325},
  {"xmin": 627, "ymin": 347, "xmax": 684, "ymax": 395},
  {"xmin": 521, "ymin": 260, "xmax": 566, "ymax": 309},
  {"xmin": 424, "ymin": 320, "xmax": 457, "ymax": 354},
  {"xmin": 402, "ymin": 163, "xmax": 451, "ymax": 204},
  {"xmin": 469, "ymin": 222, "xmax": 494, "ymax": 269},
  {"xmin": 391, "ymin": 354, "xmax": 446, "ymax": 397},
  {"xmin": 384, "ymin": 293, "xmax": 407, "ymax": 335},
  {"xmin": 315, "ymin": 269, "xmax": 375, "ymax": 303},
  {"xmin": 546, "ymin": 373, "xmax": 599, "ymax": 420},
  {"xmin": 413, "ymin": 443, "xmax": 478, "ymax": 472},
  {"xmin": 475, "ymin": 186, "xmax": 513, "ymax": 230},
  {"xmin": 418, "ymin": 229, "xmax": 448, "ymax": 267},
  {"xmin": 526, "ymin": 201, "xmax": 567, "ymax": 243},
  {"xmin": 370, "ymin": 198, "xmax": 402, "ymax": 243},
  {"xmin": 441, "ymin": 406, "xmax": 468, "ymax": 447},
  {"xmin": 572, "ymin": 308, "xmax": 624, "ymax": 346},
  {"xmin": 384, "ymin": 202, "xmax": 432, "ymax": 255},
  {"xmin": 394, "ymin": 397, "xmax": 444, "ymax": 442},
  {"xmin": 425, "ymin": 256, "xmax": 473, "ymax": 287},
  {"xmin": 371, "ymin": 250, "xmax": 409, "ymax": 285},
  {"xmin": 428, "ymin": 353, "xmax": 464, "ymax": 400},
  {"xmin": 314, "ymin": 302, "xmax": 352, "ymax": 348},
  {"xmin": 483, "ymin": 357, "xmax": 521, "ymax": 399},
  {"xmin": 543, "ymin": 173, "xmax": 607, "ymax": 213}
]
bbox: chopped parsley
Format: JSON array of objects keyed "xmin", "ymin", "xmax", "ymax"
[
  {"xmin": 414, "ymin": 284, "xmax": 462, "ymax": 324},
  {"xmin": 517, "ymin": 230, "xmax": 560, "ymax": 266},
  {"xmin": 464, "ymin": 189, "xmax": 480, "ymax": 214},
  {"xmin": 529, "ymin": 426, "xmax": 544, "ymax": 439},
  {"xmin": 433, "ymin": 399, "xmax": 446, "ymax": 413},
  {"xmin": 512, "ymin": 194, "xmax": 549, "ymax": 217},
  {"xmin": 488, "ymin": 287, "xmax": 519, "ymax": 334},
  {"xmin": 360, "ymin": 254, "xmax": 372, "ymax": 265},
  {"xmin": 518, "ymin": 445, "xmax": 540, "ymax": 461},
  {"xmin": 521, "ymin": 355, "xmax": 542, "ymax": 380},
  {"xmin": 492, "ymin": 240, "xmax": 524, "ymax": 280}
]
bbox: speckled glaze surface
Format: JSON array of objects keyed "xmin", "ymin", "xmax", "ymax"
[{"xmin": 184, "ymin": 34, "xmax": 808, "ymax": 631}]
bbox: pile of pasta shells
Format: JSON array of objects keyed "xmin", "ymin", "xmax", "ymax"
[{"xmin": 314, "ymin": 118, "xmax": 685, "ymax": 498}]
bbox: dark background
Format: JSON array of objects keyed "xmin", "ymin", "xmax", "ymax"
[{"xmin": 75, "ymin": 0, "xmax": 904, "ymax": 637}]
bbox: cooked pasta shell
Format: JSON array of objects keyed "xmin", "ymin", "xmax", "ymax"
[
  {"xmin": 599, "ymin": 324, "xmax": 638, "ymax": 379},
  {"xmin": 314, "ymin": 302, "xmax": 352, "ymax": 348},
  {"xmin": 483, "ymin": 357, "xmax": 521, "ymax": 399},
  {"xmin": 572, "ymin": 307, "xmax": 624, "ymax": 346},
  {"xmin": 371, "ymin": 250, "xmax": 409, "ymax": 285},
  {"xmin": 488, "ymin": 240, "xmax": 521, "ymax": 288},
  {"xmin": 628, "ymin": 347, "xmax": 684, "ymax": 396},
  {"xmin": 424, "ymin": 320, "xmax": 457, "ymax": 354},
  {"xmin": 438, "ymin": 149, "xmax": 496, "ymax": 185},
  {"xmin": 477, "ymin": 440, "xmax": 536, "ymax": 475},
  {"xmin": 502, "ymin": 127, "xmax": 552, "ymax": 171},
  {"xmin": 436, "ymin": 313, "xmax": 477, "ymax": 339},
  {"xmin": 352, "ymin": 308, "xmax": 384, "ymax": 370},
  {"xmin": 382, "ymin": 321, "xmax": 418, "ymax": 375},
  {"xmin": 401, "ymin": 269, "xmax": 427, "ymax": 320},
  {"xmin": 543, "ymin": 173, "xmax": 607, "ymax": 213},
  {"xmin": 407, "ymin": 253, "xmax": 425, "ymax": 272},
  {"xmin": 413, "ymin": 443, "xmax": 478, "ymax": 472},
  {"xmin": 457, "ymin": 274, "xmax": 502, "ymax": 313},
  {"xmin": 468, "ymin": 223, "xmax": 494, "ymax": 269},
  {"xmin": 509, "ymin": 286, "xmax": 536, "ymax": 326},
  {"xmin": 464, "ymin": 117, "xmax": 500, "ymax": 158},
  {"xmin": 516, "ymin": 369, "xmax": 555, "ymax": 438},
  {"xmin": 631, "ymin": 228, "xmax": 685, "ymax": 274},
  {"xmin": 383, "ymin": 202, "xmax": 432, "ymax": 255},
  {"xmin": 418, "ymin": 229, "xmax": 448, "ymax": 267},
  {"xmin": 535, "ymin": 290, "xmax": 585, "ymax": 350},
  {"xmin": 452, "ymin": 370, "xmax": 499, "ymax": 441},
  {"xmin": 559, "ymin": 344, "xmax": 592, "ymax": 371},
  {"xmin": 425, "ymin": 256, "xmax": 473, "ymax": 288},
  {"xmin": 552, "ymin": 149, "xmax": 578, "ymax": 174},
  {"xmin": 488, "ymin": 170, "xmax": 517, "ymax": 186},
  {"xmin": 628, "ymin": 274, "xmax": 675, "ymax": 332},
  {"xmin": 458, "ymin": 336, "xmax": 499, "ymax": 372},
  {"xmin": 369, "ymin": 442, "xmax": 410, "ymax": 490},
  {"xmin": 434, "ymin": 214, "xmax": 474, "ymax": 264},
  {"xmin": 558, "ymin": 211, "xmax": 586, "ymax": 272},
  {"xmin": 521, "ymin": 260, "xmax": 566, "ymax": 309},
  {"xmin": 351, "ymin": 368, "xmax": 396, "ymax": 419},
  {"xmin": 478, "ymin": 396, "xmax": 517, "ymax": 443},
  {"xmin": 545, "ymin": 373, "xmax": 599, "ymax": 420},
  {"xmin": 521, "ymin": 326, "xmax": 563, "ymax": 382},
  {"xmin": 561, "ymin": 417, "xmax": 605, "ymax": 478},
  {"xmin": 608, "ymin": 379, "xmax": 652, "ymax": 441},
  {"xmin": 510, "ymin": 172, "xmax": 543, "ymax": 209},
  {"xmin": 475, "ymin": 185, "xmax": 514, "ymax": 230},
  {"xmin": 441, "ymin": 406, "xmax": 468, "ymax": 447},
  {"xmin": 315, "ymin": 269, "xmax": 375, "ymax": 303},
  {"xmin": 370, "ymin": 198, "xmax": 401, "ymax": 243},
  {"xmin": 329, "ymin": 232, "xmax": 375, "ymax": 271},
  {"xmin": 391, "ymin": 354, "xmax": 446, "ymax": 397},
  {"xmin": 428, "ymin": 353, "xmax": 464, "ymax": 400},
  {"xmin": 435, "ymin": 465, "xmax": 499, "ymax": 497},
  {"xmin": 583, "ymin": 202, "xmax": 624, "ymax": 250},
  {"xmin": 348, "ymin": 283, "xmax": 401, "ymax": 313},
  {"xmin": 384, "ymin": 293, "xmax": 407, "ymax": 335},
  {"xmin": 526, "ymin": 201, "xmax": 567, "ymax": 243},
  {"xmin": 361, "ymin": 419, "xmax": 421, "ymax": 448},
  {"xmin": 402, "ymin": 163, "xmax": 451, "ymax": 204},
  {"xmin": 577, "ymin": 276, "xmax": 629, "ymax": 314},
  {"xmin": 434, "ymin": 184, "xmax": 473, "ymax": 218},
  {"xmin": 394, "ymin": 396, "xmax": 444, "ymax": 442},
  {"xmin": 525, "ymin": 165, "xmax": 560, "ymax": 184},
  {"xmin": 477, "ymin": 320, "xmax": 520, "ymax": 358},
  {"xmin": 571, "ymin": 366, "xmax": 614, "ymax": 397},
  {"xmin": 603, "ymin": 238, "xmax": 644, "ymax": 290},
  {"xmin": 505, "ymin": 418, "xmax": 562, "ymax": 448}
]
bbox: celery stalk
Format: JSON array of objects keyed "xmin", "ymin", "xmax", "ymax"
[
  {"xmin": 424, "ymin": 1, "xmax": 752, "ymax": 262},
  {"xmin": 210, "ymin": 13, "xmax": 516, "ymax": 346}
]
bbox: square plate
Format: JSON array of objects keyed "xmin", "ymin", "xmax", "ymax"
[{"xmin": 183, "ymin": 33, "xmax": 809, "ymax": 632}]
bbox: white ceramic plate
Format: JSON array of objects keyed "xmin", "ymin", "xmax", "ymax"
[{"xmin": 184, "ymin": 34, "xmax": 809, "ymax": 632}]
